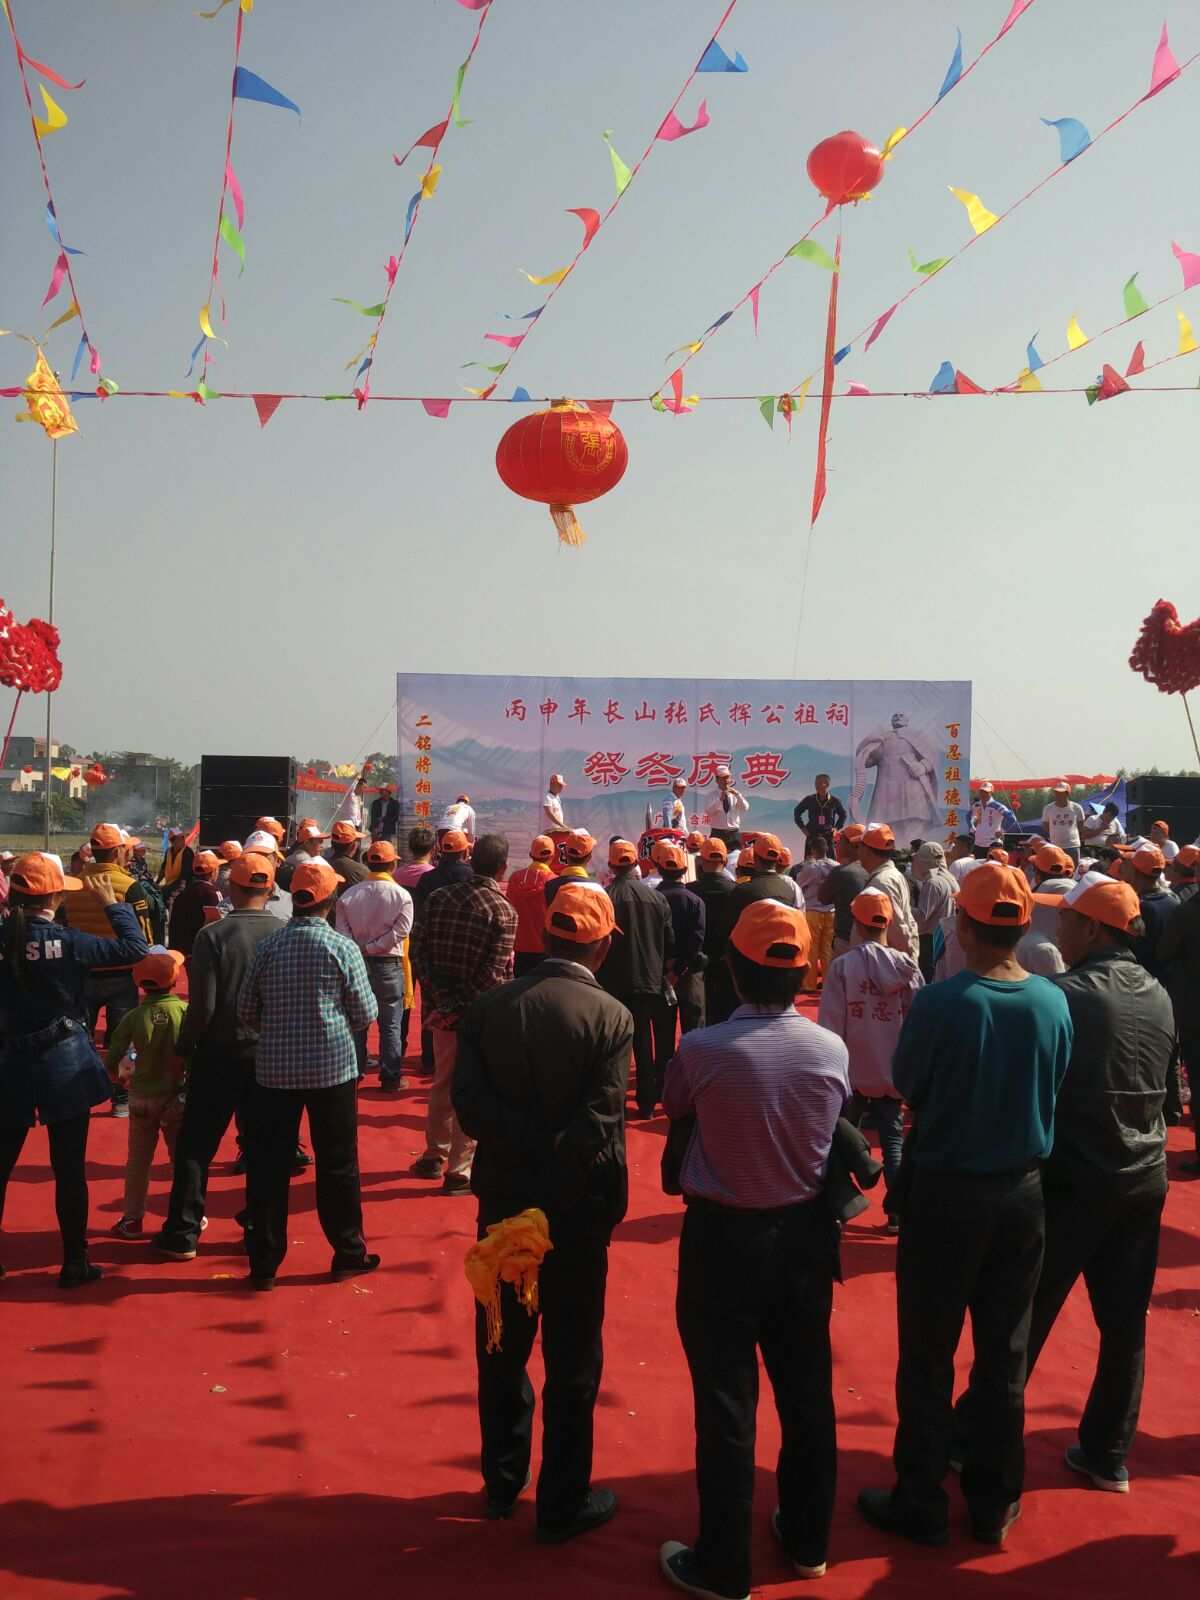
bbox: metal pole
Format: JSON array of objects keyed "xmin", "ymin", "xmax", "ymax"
[{"xmin": 43, "ymin": 436, "xmax": 58, "ymax": 850}]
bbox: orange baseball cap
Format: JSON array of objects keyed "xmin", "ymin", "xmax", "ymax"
[
  {"xmin": 987, "ymin": 847, "xmax": 1010, "ymax": 866},
  {"xmin": 1131, "ymin": 844, "xmax": 1166, "ymax": 874},
  {"xmin": 1175, "ymin": 844, "xmax": 1200, "ymax": 871},
  {"xmin": 545, "ymin": 882, "xmax": 618, "ymax": 943},
  {"xmin": 90, "ymin": 823, "xmax": 124, "ymax": 850},
  {"xmin": 651, "ymin": 839, "xmax": 687, "ymax": 872},
  {"xmin": 440, "ymin": 828, "xmax": 470, "ymax": 854},
  {"xmin": 192, "ymin": 850, "xmax": 220, "ymax": 879},
  {"xmin": 563, "ymin": 829, "xmax": 597, "ymax": 860},
  {"xmin": 608, "ymin": 839, "xmax": 638, "ymax": 868},
  {"xmin": 10, "ymin": 851, "xmax": 81, "ymax": 894},
  {"xmin": 752, "ymin": 832, "xmax": 786, "ymax": 867},
  {"xmin": 295, "ymin": 822, "xmax": 326, "ymax": 843},
  {"xmin": 778, "ymin": 845, "xmax": 793, "ymax": 870},
  {"xmin": 957, "ymin": 862, "xmax": 1032, "ymax": 926},
  {"xmin": 218, "ymin": 839, "xmax": 243, "ymax": 861},
  {"xmin": 331, "ymin": 820, "xmax": 365, "ymax": 845},
  {"xmin": 290, "ymin": 858, "xmax": 341, "ymax": 905},
  {"xmin": 296, "ymin": 816, "xmax": 320, "ymax": 832},
  {"xmin": 134, "ymin": 948, "xmax": 185, "ymax": 991},
  {"xmin": 529, "ymin": 835, "xmax": 556, "ymax": 863},
  {"xmin": 255, "ymin": 816, "xmax": 286, "ymax": 841},
  {"xmin": 1151, "ymin": 819, "xmax": 1170, "ymax": 834},
  {"xmin": 851, "ymin": 888, "xmax": 893, "ymax": 928},
  {"xmin": 729, "ymin": 898, "xmax": 812, "ymax": 968},
  {"xmin": 1052, "ymin": 779, "xmax": 1071, "ymax": 794},
  {"xmin": 229, "ymin": 851, "xmax": 276, "ymax": 890},
  {"xmin": 841, "ymin": 823, "xmax": 866, "ymax": 842},
  {"xmin": 1032, "ymin": 844, "xmax": 1074, "ymax": 876},
  {"xmin": 861, "ymin": 824, "xmax": 896, "ymax": 852},
  {"xmin": 699, "ymin": 837, "xmax": 728, "ymax": 864},
  {"xmin": 1035, "ymin": 870, "xmax": 1142, "ymax": 932},
  {"xmin": 737, "ymin": 846, "xmax": 757, "ymax": 871},
  {"xmin": 685, "ymin": 831, "xmax": 705, "ymax": 851},
  {"xmin": 978, "ymin": 781, "xmax": 995, "ymax": 795},
  {"xmin": 126, "ymin": 836, "xmax": 144, "ymax": 852},
  {"xmin": 365, "ymin": 839, "xmax": 398, "ymax": 868}
]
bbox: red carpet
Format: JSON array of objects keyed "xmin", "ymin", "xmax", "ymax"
[{"xmin": 1, "ymin": 1014, "xmax": 1198, "ymax": 1599}]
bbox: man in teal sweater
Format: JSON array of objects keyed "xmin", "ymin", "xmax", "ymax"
[{"xmin": 858, "ymin": 863, "xmax": 1073, "ymax": 1550}]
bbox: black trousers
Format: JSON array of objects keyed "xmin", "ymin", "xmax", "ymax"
[
  {"xmin": 160, "ymin": 1047, "xmax": 255, "ymax": 1252},
  {"xmin": 1181, "ymin": 1026, "xmax": 1200, "ymax": 1152},
  {"xmin": 0, "ymin": 1112, "xmax": 91, "ymax": 1264},
  {"xmin": 676, "ymin": 1198, "xmax": 838, "ymax": 1594},
  {"xmin": 85, "ymin": 970, "xmax": 137, "ymax": 1042},
  {"xmin": 954, "ymin": 1162, "xmax": 1165, "ymax": 1475},
  {"xmin": 242, "ymin": 1077, "xmax": 368, "ymax": 1278},
  {"xmin": 626, "ymin": 994, "xmax": 669, "ymax": 1114},
  {"xmin": 676, "ymin": 970, "xmax": 706, "ymax": 1034},
  {"xmin": 476, "ymin": 1218, "xmax": 610, "ymax": 1531},
  {"xmin": 892, "ymin": 1166, "xmax": 1044, "ymax": 1532}
]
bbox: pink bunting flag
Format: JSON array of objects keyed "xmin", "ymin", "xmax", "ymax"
[
  {"xmin": 385, "ymin": 255, "xmax": 399, "ymax": 286},
  {"xmin": 657, "ymin": 99, "xmax": 710, "ymax": 142},
  {"xmin": 455, "ymin": 0, "xmax": 492, "ymax": 8},
  {"xmin": 955, "ymin": 371, "xmax": 985, "ymax": 394},
  {"xmin": 1172, "ymin": 240, "xmax": 1200, "ymax": 289},
  {"xmin": 253, "ymin": 394, "xmax": 283, "ymax": 428},
  {"xmin": 668, "ymin": 367, "xmax": 684, "ymax": 409},
  {"xmin": 1098, "ymin": 364, "xmax": 1130, "ymax": 401},
  {"xmin": 41, "ymin": 250, "xmax": 69, "ymax": 307},
  {"xmin": 484, "ymin": 332, "xmax": 525, "ymax": 349},
  {"xmin": 998, "ymin": 0, "xmax": 1034, "ymax": 37},
  {"xmin": 17, "ymin": 46, "xmax": 85, "ymax": 91},
  {"xmin": 586, "ymin": 399, "xmax": 615, "ymax": 416},
  {"xmin": 1147, "ymin": 22, "xmax": 1180, "ymax": 97},
  {"xmin": 1126, "ymin": 341, "xmax": 1146, "ymax": 376},
  {"xmin": 847, "ymin": 381, "xmax": 871, "ymax": 396},
  {"xmin": 421, "ymin": 398, "xmax": 452, "ymax": 419},
  {"xmin": 864, "ymin": 303, "xmax": 898, "ymax": 352},
  {"xmin": 568, "ymin": 207, "xmax": 601, "ymax": 248},
  {"xmin": 749, "ymin": 283, "xmax": 761, "ymax": 336},
  {"xmin": 394, "ymin": 121, "xmax": 449, "ymax": 167},
  {"xmin": 225, "ymin": 160, "xmax": 245, "ymax": 230},
  {"xmin": 89, "ymin": 346, "xmax": 101, "ymax": 376}
]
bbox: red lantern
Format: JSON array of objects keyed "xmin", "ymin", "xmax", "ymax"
[
  {"xmin": 806, "ymin": 130, "xmax": 885, "ymax": 206},
  {"xmin": 496, "ymin": 402, "xmax": 628, "ymax": 546},
  {"xmin": 22, "ymin": 764, "xmax": 33, "ymax": 774}
]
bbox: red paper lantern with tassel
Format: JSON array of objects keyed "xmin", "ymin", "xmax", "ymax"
[
  {"xmin": 806, "ymin": 130, "xmax": 885, "ymax": 206},
  {"xmin": 495, "ymin": 402, "xmax": 628, "ymax": 547}
]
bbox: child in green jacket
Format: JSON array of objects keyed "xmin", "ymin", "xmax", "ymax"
[{"xmin": 106, "ymin": 950, "xmax": 188, "ymax": 1237}]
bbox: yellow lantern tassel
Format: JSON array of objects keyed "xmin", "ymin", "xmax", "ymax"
[
  {"xmin": 550, "ymin": 505, "xmax": 586, "ymax": 547},
  {"xmin": 16, "ymin": 349, "xmax": 77, "ymax": 440}
]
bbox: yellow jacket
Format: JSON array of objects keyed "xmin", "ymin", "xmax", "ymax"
[{"xmin": 63, "ymin": 862, "xmax": 154, "ymax": 968}]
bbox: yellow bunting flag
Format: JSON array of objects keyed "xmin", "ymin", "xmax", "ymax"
[
  {"xmin": 881, "ymin": 126, "xmax": 907, "ymax": 160},
  {"xmin": 420, "ymin": 165, "xmax": 442, "ymax": 200},
  {"xmin": 520, "ymin": 265, "xmax": 570, "ymax": 286},
  {"xmin": 1016, "ymin": 367, "xmax": 1043, "ymax": 392},
  {"xmin": 1178, "ymin": 309, "xmax": 1198, "ymax": 355},
  {"xmin": 1066, "ymin": 315, "xmax": 1088, "ymax": 350},
  {"xmin": 16, "ymin": 349, "xmax": 78, "ymax": 440},
  {"xmin": 46, "ymin": 299, "xmax": 80, "ymax": 333},
  {"xmin": 793, "ymin": 375, "xmax": 814, "ymax": 412},
  {"xmin": 198, "ymin": 302, "xmax": 228, "ymax": 346},
  {"xmin": 948, "ymin": 187, "xmax": 998, "ymax": 235},
  {"xmin": 32, "ymin": 85, "xmax": 68, "ymax": 138}
]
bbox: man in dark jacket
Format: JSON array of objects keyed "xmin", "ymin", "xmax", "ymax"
[
  {"xmin": 953, "ymin": 873, "xmax": 1176, "ymax": 1492},
  {"xmin": 651, "ymin": 839, "xmax": 706, "ymax": 1043},
  {"xmin": 412, "ymin": 828, "xmax": 473, "ymax": 916},
  {"xmin": 704, "ymin": 834, "xmax": 801, "ymax": 1026},
  {"xmin": 369, "ymin": 784, "xmax": 400, "ymax": 844},
  {"xmin": 823, "ymin": 825, "xmax": 869, "ymax": 958},
  {"xmin": 155, "ymin": 851, "xmax": 283, "ymax": 1260},
  {"xmin": 1126, "ymin": 845, "xmax": 1178, "ymax": 984},
  {"xmin": 1157, "ymin": 879, "xmax": 1200, "ymax": 1173},
  {"xmin": 327, "ymin": 820, "xmax": 371, "ymax": 894},
  {"xmin": 452, "ymin": 883, "xmax": 633, "ymax": 1543},
  {"xmin": 599, "ymin": 840, "xmax": 673, "ymax": 1117}
]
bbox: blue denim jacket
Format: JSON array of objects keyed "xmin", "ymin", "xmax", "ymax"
[{"xmin": 0, "ymin": 903, "xmax": 148, "ymax": 1038}]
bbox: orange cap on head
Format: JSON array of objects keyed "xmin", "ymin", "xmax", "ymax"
[
  {"xmin": 10, "ymin": 851, "xmax": 81, "ymax": 894},
  {"xmin": 1052, "ymin": 780, "xmax": 1070, "ymax": 795},
  {"xmin": 295, "ymin": 822, "xmax": 326, "ymax": 843},
  {"xmin": 699, "ymin": 837, "xmax": 728, "ymax": 865},
  {"xmin": 861, "ymin": 824, "xmax": 896, "ymax": 853},
  {"xmin": 192, "ymin": 850, "xmax": 220, "ymax": 879},
  {"xmin": 90, "ymin": 823, "xmax": 124, "ymax": 851},
  {"xmin": 1175, "ymin": 844, "xmax": 1200, "ymax": 871},
  {"xmin": 440, "ymin": 829, "xmax": 469, "ymax": 855},
  {"xmin": 851, "ymin": 888, "xmax": 893, "ymax": 929},
  {"xmin": 651, "ymin": 839, "xmax": 687, "ymax": 872},
  {"xmin": 529, "ymin": 835, "xmax": 556, "ymax": 863},
  {"xmin": 752, "ymin": 832, "xmax": 786, "ymax": 868},
  {"xmin": 218, "ymin": 839, "xmax": 243, "ymax": 861},
  {"xmin": 330, "ymin": 820, "xmax": 365, "ymax": 845},
  {"xmin": 1131, "ymin": 845, "xmax": 1166, "ymax": 875},
  {"xmin": 134, "ymin": 948, "xmax": 185, "ymax": 991},
  {"xmin": 126, "ymin": 837, "xmax": 143, "ymax": 852},
  {"xmin": 987, "ymin": 847, "xmax": 1010, "ymax": 866},
  {"xmin": 778, "ymin": 845, "xmax": 793, "ymax": 870},
  {"xmin": 365, "ymin": 840, "xmax": 398, "ymax": 868},
  {"xmin": 1034, "ymin": 870, "xmax": 1142, "ymax": 933},
  {"xmin": 956, "ymin": 862, "xmax": 1033, "ymax": 927},
  {"xmin": 290, "ymin": 858, "xmax": 341, "ymax": 905},
  {"xmin": 685, "ymin": 831, "xmax": 705, "ymax": 851},
  {"xmin": 729, "ymin": 898, "xmax": 812, "ymax": 968},
  {"xmin": 1032, "ymin": 843, "xmax": 1074, "ymax": 877},
  {"xmin": 563, "ymin": 829, "xmax": 597, "ymax": 861},
  {"xmin": 978, "ymin": 781, "xmax": 995, "ymax": 795},
  {"xmin": 841, "ymin": 823, "xmax": 866, "ymax": 842},
  {"xmin": 255, "ymin": 817, "xmax": 286, "ymax": 842},
  {"xmin": 608, "ymin": 839, "xmax": 638, "ymax": 868},
  {"xmin": 544, "ymin": 882, "xmax": 618, "ymax": 943},
  {"xmin": 229, "ymin": 851, "xmax": 276, "ymax": 890},
  {"xmin": 1151, "ymin": 819, "xmax": 1170, "ymax": 835},
  {"xmin": 737, "ymin": 846, "xmax": 757, "ymax": 871}
]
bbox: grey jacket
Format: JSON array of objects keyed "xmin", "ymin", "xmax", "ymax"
[{"xmin": 178, "ymin": 909, "xmax": 282, "ymax": 1058}]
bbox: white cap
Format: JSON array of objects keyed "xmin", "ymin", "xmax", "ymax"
[
  {"xmin": 978, "ymin": 781, "xmax": 994, "ymax": 795},
  {"xmin": 296, "ymin": 823, "xmax": 325, "ymax": 842},
  {"xmin": 244, "ymin": 829, "xmax": 281, "ymax": 853},
  {"xmin": 550, "ymin": 772, "xmax": 565, "ymax": 785},
  {"xmin": 1052, "ymin": 778, "xmax": 1070, "ymax": 791},
  {"xmin": 672, "ymin": 777, "xmax": 687, "ymax": 789},
  {"xmin": 715, "ymin": 765, "xmax": 731, "ymax": 778}
]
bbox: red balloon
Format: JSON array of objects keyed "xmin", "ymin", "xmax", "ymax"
[
  {"xmin": 496, "ymin": 404, "xmax": 628, "ymax": 546},
  {"xmin": 806, "ymin": 130, "xmax": 884, "ymax": 205}
]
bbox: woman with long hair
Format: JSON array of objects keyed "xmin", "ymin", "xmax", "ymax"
[{"xmin": 0, "ymin": 852, "xmax": 148, "ymax": 1286}]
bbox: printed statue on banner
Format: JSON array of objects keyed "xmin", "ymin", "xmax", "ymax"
[{"xmin": 851, "ymin": 712, "xmax": 941, "ymax": 837}]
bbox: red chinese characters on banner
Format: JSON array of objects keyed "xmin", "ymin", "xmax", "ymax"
[
  {"xmin": 505, "ymin": 698, "xmax": 527, "ymax": 721},
  {"xmin": 603, "ymin": 698, "xmax": 624, "ymax": 724},
  {"xmin": 699, "ymin": 702, "xmax": 720, "ymax": 725},
  {"xmin": 826, "ymin": 703, "xmax": 849, "ymax": 726},
  {"xmin": 583, "ymin": 751, "xmax": 630, "ymax": 788},
  {"xmin": 664, "ymin": 700, "xmax": 688, "ymax": 725},
  {"xmin": 794, "ymin": 702, "xmax": 818, "ymax": 725},
  {"xmin": 634, "ymin": 700, "xmax": 656, "ymax": 722},
  {"xmin": 413, "ymin": 717, "xmax": 433, "ymax": 816},
  {"xmin": 635, "ymin": 752, "xmax": 685, "ymax": 786},
  {"xmin": 687, "ymin": 751, "xmax": 732, "ymax": 786},
  {"xmin": 569, "ymin": 697, "xmax": 590, "ymax": 723},
  {"xmin": 539, "ymin": 697, "xmax": 559, "ymax": 723},
  {"xmin": 741, "ymin": 752, "xmax": 791, "ymax": 788},
  {"xmin": 762, "ymin": 704, "xmax": 784, "ymax": 725},
  {"xmin": 728, "ymin": 702, "xmax": 752, "ymax": 726}
]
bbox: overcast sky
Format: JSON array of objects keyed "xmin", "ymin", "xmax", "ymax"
[{"xmin": 3, "ymin": 0, "xmax": 1198, "ymax": 778}]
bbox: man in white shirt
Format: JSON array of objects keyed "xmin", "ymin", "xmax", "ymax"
[
  {"xmin": 335, "ymin": 839, "xmax": 414, "ymax": 1091},
  {"xmin": 657, "ymin": 777, "xmax": 689, "ymax": 832},
  {"xmin": 858, "ymin": 824, "xmax": 920, "ymax": 961},
  {"xmin": 439, "ymin": 795, "xmax": 477, "ymax": 844},
  {"xmin": 702, "ymin": 765, "xmax": 749, "ymax": 850},
  {"xmin": 947, "ymin": 835, "xmax": 978, "ymax": 885},
  {"xmin": 970, "ymin": 783, "xmax": 1007, "ymax": 856},
  {"xmin": 1041, "ymin": 780, "xmax": 1086, "ymax": 863},
  {"xmin": 1081, "ymin": 802, "xmax": 1125, "ymax": 850},
  {"xmin": 542, "ymin": 773, "xmax": 566, "ymax": 832},
  {"xmin": 1149, "ymin": 819, "xmax": 1180, "ymax": 861}
]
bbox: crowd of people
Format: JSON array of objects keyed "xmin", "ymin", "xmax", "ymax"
[{"xmin": 0, "ymin": 773, "xmax": 1195, "ymax": 1599}]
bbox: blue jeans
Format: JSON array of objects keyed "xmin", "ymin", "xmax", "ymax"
[
  {"xmin": 849, "ymin": 1092, "xmax": 904, "ymax": 1213},
  {"xmin": 366, "ymin": 958, "xmax": 407, "ymax": 1082}
]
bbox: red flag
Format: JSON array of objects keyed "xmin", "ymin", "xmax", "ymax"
[
  {"xmin": 567, "ymin": 207, "xmax": 601, "ymax": 248},
  {"xmin": 954, "ymin": 370, "xmax": 984, "ymax": 394},
  {"xmin": 393, "ymin": 121, "xmax": 448, "ymax": 167},
  {"xmin": 810, "ymin": 234, "xmax": 841, "ymax": 527},
  {"xmin": 1126, "ymin": 341, "xmax": 1146, "ymax": 376},
  {"xmin": 253, "ymin": 394, "xmax": 283, "ymax": 428}
]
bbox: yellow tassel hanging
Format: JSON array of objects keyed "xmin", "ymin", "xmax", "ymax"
[{"xmin": 550, "ymin": 505, "xmax": 586, "ymax": 547}]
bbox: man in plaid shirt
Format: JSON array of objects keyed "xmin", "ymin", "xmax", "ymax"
[
  {"xmin": 238, "ymin": 858, "xmax": 379, "ymax": 1288},
  {"xmin": 411, "ymin": 834, "xmax": 517, "ymax": 1195}
]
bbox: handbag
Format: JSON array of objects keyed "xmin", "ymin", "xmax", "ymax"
[{"xmin": 661, "ymin": 1114, "xmax": 696, "ymax": 1196}]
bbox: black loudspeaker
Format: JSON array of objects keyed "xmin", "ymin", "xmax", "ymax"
[
  {"xmin": 1126, "ymin": 775, "xmax": 1200, "ymax": 846},
  {"xmin": 199, "ymin": 755, "xmax": 295, "ymax": 848}
]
